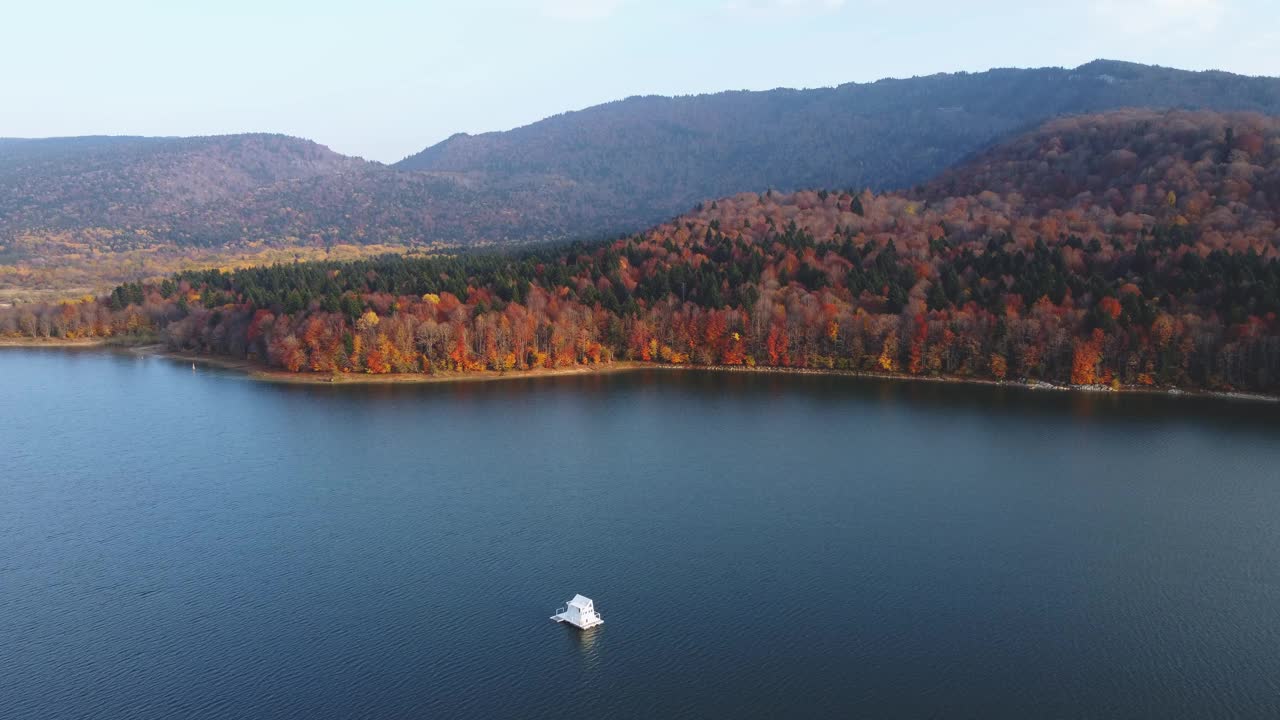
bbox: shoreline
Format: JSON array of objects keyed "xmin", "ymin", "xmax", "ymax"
[
  {"xmin": 645, "ymin": 362, "xmax": 1280, "ymax": 404},
  {"xmin": 156, "ymin": 346, "xmax": 649, "ymax": 386},
  {"xmin": 3, "ymin": 336, "xmax": 1276, "ymax": 403}
]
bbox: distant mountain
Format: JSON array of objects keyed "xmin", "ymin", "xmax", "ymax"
[
  {"xmin": 396, "ymin": 60, "xmax": 1280, "ymax": 225},
  {"xmin": 4, "ymin": 60, "xmax": 1280, "ymax": 300},
  {"xmin": 0, "ymin": 133, "xmax": 602, "ymax": 251},
  {"xmin": 0, "ymin": 134, "xmax": 369, "ymax": 226}
]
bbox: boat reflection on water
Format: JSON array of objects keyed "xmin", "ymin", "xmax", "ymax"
[{"xmin": 565, "ymin": 624, "xmax": 604, "ymax": 672}]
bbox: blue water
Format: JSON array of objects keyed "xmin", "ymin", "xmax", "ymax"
[{"xmin": 2, "ymin": 349, "xmax": 1280, "ymax": 719}]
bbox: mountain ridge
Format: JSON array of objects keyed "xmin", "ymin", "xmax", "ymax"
[{"xmin": 392, "ymin": 60, "xmax": 1280, "ymax": 232}]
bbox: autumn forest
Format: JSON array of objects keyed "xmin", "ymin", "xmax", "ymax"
[{"xmin": 4, "ymin": 110, "xmax": 1279, "ymax": 393}]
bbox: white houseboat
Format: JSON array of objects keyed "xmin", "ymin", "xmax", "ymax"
[{"xmin": 551, "ymin": 594, "xmax": 603, "ymax": 629}]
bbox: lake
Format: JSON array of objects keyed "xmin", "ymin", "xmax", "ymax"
[{"xmin": 2, "ymin": 348, "xmax": 1280, "ymax": 719}]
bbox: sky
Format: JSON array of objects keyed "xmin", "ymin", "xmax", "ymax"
[{"xmin": 3, "ymin": 0, "xmax": 1277, "ymax": 163}]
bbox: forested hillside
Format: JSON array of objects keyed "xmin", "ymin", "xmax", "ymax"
[
  {"xmin": 6, "ymin": 110, "xmax": 1278, "ymax": 393},
  {"xmin": 4, "ymin": 61, "xmax": 1280, "ymax": 301}
]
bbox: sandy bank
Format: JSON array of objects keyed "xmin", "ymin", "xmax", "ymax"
[{"xmin": 4, "ymin": 339, "xmax": 1276, "ymax": 402}]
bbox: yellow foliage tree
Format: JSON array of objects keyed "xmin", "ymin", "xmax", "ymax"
[
  {"xmin": 356, "ymin": 310, "xmax": 380, "ymax": 332},
  {"xmin": 990, "ymin": 353, "xmax": 1008, "ymax": 380},
  {"xmin": 878, "ymin": 330, "xmax": 899, "ymax": 372}
]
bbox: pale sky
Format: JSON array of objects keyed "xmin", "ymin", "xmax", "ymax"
[{"xmin": 4, "ymin": 0, "xmax": 1277, "ymax": 163}]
